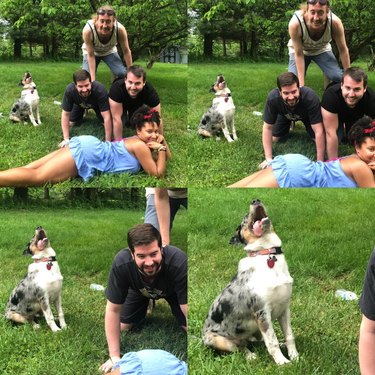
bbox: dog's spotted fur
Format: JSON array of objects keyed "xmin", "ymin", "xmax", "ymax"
[
  {"xmin": 198, "ymin": 74, "xmax": 237, "ymax": 142},
  {"xmin": 9, "ymin": 72, "xmax": 41, "ymax": 126},
  {"xmin": 203, "ymin": 200, "xmax": 298, "ymax": 365},
  {"xmin": 5, "ymin": 226, "xmax": 66, "ymax": 332}
]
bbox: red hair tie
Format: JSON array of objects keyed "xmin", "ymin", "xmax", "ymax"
[
  {"xmin": 143, "ymin": 113, "xmax": 153, "ymax": 120},
  {"xmin": 364, "ymin": 126, "xmax": 375, "ymax": 134}
]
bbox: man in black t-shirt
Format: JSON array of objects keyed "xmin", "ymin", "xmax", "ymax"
[
  {"xmin": 99, "ymin": 223, "xmax": 187, "ymax": 374},
  {"xmin": 259, "ymin": 72, "xmax": 325, "ymax": 169},
  {"xmin": 321, "ymin": 67, "xmax": 375, "ymax": 159},
  {"xmin": 60, "ymin": 69, "xmax": 112, "ymax": 147},
  {"xmin": 359, "ymin": 247, "xmax": 375, "ymax": 374},
  {"xmin": 109, "ymin": 65, "xmax": 161, "ymax": 140}
]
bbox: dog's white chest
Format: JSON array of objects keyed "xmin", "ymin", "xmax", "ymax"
[
  {"xmin": 22, "ymin": 89, "xmax": 40, "ymax": 106},
  {"xmin": 212, "ymin": 96, "xmax": 235, "ymax": 112}
]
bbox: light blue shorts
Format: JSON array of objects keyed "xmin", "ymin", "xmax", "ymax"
[{"xmin": 113, "ymin": 350, "xmax": 187, "ymax": 375}]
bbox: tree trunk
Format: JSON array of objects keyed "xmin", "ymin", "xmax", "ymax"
[
  {"xmin": 14, "ymin": 38, "xmax": 22, "ymax": 58},
  {"xmin": 203, "ymin": 34, "xmax": 213, "ymax": 57},
  {"xmin": 222, "ymin": 38, "xmax": 227, "ymax": 57},
  {"xmin": 249, "ymin": 30, "xmax": 258, "ymax": 58},
  {"xmin": 51, "ymin": 36, "xmax": 58, "ymax": 58}
]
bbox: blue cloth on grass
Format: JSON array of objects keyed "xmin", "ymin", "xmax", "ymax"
[
  {"xmin": 113, "ymin": 349, "xmax": 187, "ymax": 375},
  {"xmin": 271, "ymin": 154, "xmax": 357, "ymax": 187},
  {"xmin": 69, "ymin": 135, "xmax": 141, "ymax": 181}
]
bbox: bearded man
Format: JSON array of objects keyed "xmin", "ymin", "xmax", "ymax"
[
  {"xmin": 99, "ymin": 223, "xmax": 187, "ymax": 374},
  {"xmin": 59, "ymin": 69, "xmax": 112, "ymax": 146},
  {"xmin": 259, "ymin": 72, "xmax": 325, "ymax": 169},
  {"xmin": 322, "ymin": 67, "xmax": 375, "ymax": 159}
]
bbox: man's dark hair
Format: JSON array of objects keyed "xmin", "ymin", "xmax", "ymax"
[
  {"xmin": 127, "ymin": 223, "xmax": 162, "ymax": 253},
  {"xmin": 342, "ymin": 67, "xmax": 368, "ymax": 89},
  {"xmin": 125, "ymin": 65, "xmax": 147, "ymax": 82},
  {"xmin": 73, "ymin": 69, "xmax": 91, "ymax": 84},
  {"xmin": 277, "ymin": 72, "xmax": 300, "ymax": 90}
]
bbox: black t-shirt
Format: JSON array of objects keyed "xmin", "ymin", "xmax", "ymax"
[
  {"xmin": 360, "ymin": 248, "xmax": 375, "ymax": 321},
  {"xmin": 62, "ymin": 81, "xmax": 110, "ymax": 112},
  {"xmin": 105, "ymin": 245, "xmax": 187, "ymax": 305},
  {"xmin": 321, "ymin": 83, "xmax": 375, "ymax": 128},
  {"xmin": 109, "ymin": 78, "xmax": 160, "ymax": 120},
  {"xmin": 263, "ymin": 86, "xmax": 322, "ymax": 125}
]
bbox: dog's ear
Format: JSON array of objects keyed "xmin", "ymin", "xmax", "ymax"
[
  {"xmin": 18, "ymin": 80, "xmax": 24, "ymax": 87},
  {"xmin": 229, "ymin": 224, "xmax": 244, "ymax": 245},
  {"xmin": 209, "ymin": 85, "xmax": 216, "ymax": 93},
  {"xmin": 23, "ymin": 241, "xmax": 32, "ymax": 256}
]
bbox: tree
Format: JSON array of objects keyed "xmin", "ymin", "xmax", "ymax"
[{"xmin": 0, "ymin": 0, "xmax": 188, "ymax": 64}]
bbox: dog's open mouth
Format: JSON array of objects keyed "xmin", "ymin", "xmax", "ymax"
[
  {"xmin": 250, "ymin": 202, "xmax": 269, "ymax": 237},
  {"xmin": 35, "ymin": 227, "xmax": 48, "ymax": 250}
]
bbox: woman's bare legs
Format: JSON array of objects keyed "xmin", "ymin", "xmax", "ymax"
[
  {"xmin": 228, "ymin": 167, "xmax": 279, "ymax": 188},
  {"xmin": 0, "ymin": 148, "xmax": 78, "ymax": 187},
  {"xmin": 24, "ymin": 149, "xmax": 65, "ymax": 169}
]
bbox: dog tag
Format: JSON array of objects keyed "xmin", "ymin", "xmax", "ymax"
[
  {"xmin": 267, "ymin": 256, "xmax": 277, "ymax": 269},
  {"xmin": 46, "ymin": 262, "xmax": 53, "ymax": 270}
]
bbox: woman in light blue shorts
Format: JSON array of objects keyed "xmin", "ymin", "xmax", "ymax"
[
  {"xmin": 109, "ymin": 350, "xmax": 187, "ymax": 375},
  {"xmin": 230, "ymin": 116, "xmax": 375, "ymax": 188},
  {"xmin": 0, "ymin": 106, "xmax": 170, "ymax": 187}
]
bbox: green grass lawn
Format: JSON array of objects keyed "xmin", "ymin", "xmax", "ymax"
[
  {"xmin": 187, "ymin": 61, "xmax": 375, "ymax": 187},
  {"xmin": 0, "ymin": 61, "xmax": 187, "ymax": 187},
  {"xmin": 188, "ymin": 188, "xmax": 375, "ymax": 374},
  {"xmin": 0, "ymin": 206, "xmax": 187, "ymax": 375}
]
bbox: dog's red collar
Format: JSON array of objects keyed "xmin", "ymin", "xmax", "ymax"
[
  {"xmin": 34, "ymin": 256, "xmax": 56, "ymax": 270},
  {"xmin": 34, "ymin": 256, "xmax": 56, "ymax": 263},
  {"xmin": 247, "ymin": 247, "xmax": 282, "ymax": 257}
]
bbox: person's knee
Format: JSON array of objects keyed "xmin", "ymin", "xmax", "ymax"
[
  {"xmin": 272, "ymin": 136, "xmax": 282, "ymax": 143},
  {"xmin": 120, "ymin": 322, "xmax": 133, "ymax": 332}
]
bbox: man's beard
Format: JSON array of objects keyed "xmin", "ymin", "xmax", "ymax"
[{"xmin": 137, "ymin": 260, "xmax": 163, "ymax": 278}]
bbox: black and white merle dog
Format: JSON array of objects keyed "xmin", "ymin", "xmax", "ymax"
[
  {"xmin": 9, "ymin": 72, "xmax": 41, "ymax": 126},
  {"xmin": 203, "ymin": 200, "xmax": 298, "ymax": 365},
  {"xmin": 198, "ymin": 74, "xmax": 237, "ymax": 142},
  {"xmin": 5, "ymin": 226, "xmax": 66, "ymax": 332}
]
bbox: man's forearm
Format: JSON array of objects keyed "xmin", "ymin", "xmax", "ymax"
[
  {"xmin": 105, "ymin": 309, "xmax": 122, "ymax": 358},
  {"xmin": 326, "ymin": 133, "xmax": 339, "ymax": 160},
  {"xmin": 112, "ymin": 117, "xmax": 123, "ymax": 140}
]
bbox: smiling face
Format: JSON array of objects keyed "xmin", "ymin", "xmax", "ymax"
[
  {"xmin": 355, "ymin": 137, "xmax": 375, "ymax": 165},
  {"xmin": 75, "ymin": 78, "xmax": 92, "ymax": 98},
  {"xmin": 306, "ymin": 3, "xmax": 329, "ymax": 30},
  {"xmin": 95, "ymin": 14, "xmax": 115, "ymax": 38},
  {"xmin": 132, "ymin": 240, "xmax": 163, "ymax": 277},
  {"xmin": 125, "ymin": 72, "xmax": 146, "ymax": 98},
  {"xmin": 280, "ymin": 83, "xmax": 300, "ymax": 108},
  {"xmin": 341, "ymin": 75, "xmax": 366, "ymax": 108},
  {"xmin": 136, "ymin": 122, "xmax": 159, "ymax": 143}
]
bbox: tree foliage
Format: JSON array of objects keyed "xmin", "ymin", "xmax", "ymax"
[
  {"xmin": 0, "ymin": 0, "xmax": 187, "ymax": 62},
  {"xmin": 189, "ymin": 0, "xmax": 375, "ymax": 62}
]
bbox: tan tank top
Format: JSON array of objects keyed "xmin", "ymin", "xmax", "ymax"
[
  {"xmin": 287, "ymin": 10, "xmax": 333, "ymax": 56},
  {"xmin": 82, "ymin": 20, "xmax": 120, "ymax": 57}
]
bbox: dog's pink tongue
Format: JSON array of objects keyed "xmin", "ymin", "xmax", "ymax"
[
  {"xmin": 37, "ymin": 238, "xmax": 47, "ymax": 250},
  {"xmin": 253, "ymin": 220, "xmax": 263, "ymax": 237}
]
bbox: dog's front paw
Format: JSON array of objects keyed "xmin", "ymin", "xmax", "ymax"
[
  {"xmin": 245, "ymin": 350, "xmax": 257, "ymax": 361},
  {"xmin": 274, "ymin": 354, "xmax": 290, "ymax": 365},
  {"xmin": 288, "ymin": 349, "xmax": 299, "ymax": 361},
  {"xmin": 50, "ymin": 323, "xmax": 61, "ymax": 332}
]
